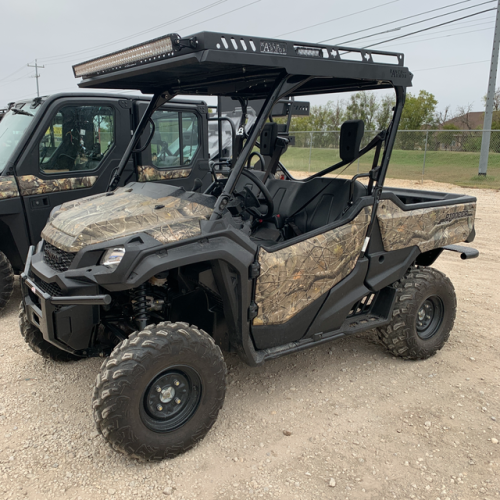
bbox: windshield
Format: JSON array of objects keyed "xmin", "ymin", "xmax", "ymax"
[{"xmin": 0, "ymin": 103, "xmax": 40, "ymax": 173}]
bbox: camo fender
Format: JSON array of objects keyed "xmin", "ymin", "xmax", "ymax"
[
  {"xmin": 254, "ymin": 206, "xmax": 372, "ymax": 326},
  {"xmin": 377, "ymin": 200, "xmax": 476, "ymax": 253},
  {"xmin": 0, "ymin": 176, "xmax": 19, "ymax": 199},
  {"xmin": 137, "ymin": 166, "xmax": 191, "ymax": 182},
  {"xmin": 17, "ymin": 175, "xmax": 97, "ymax": 196}
]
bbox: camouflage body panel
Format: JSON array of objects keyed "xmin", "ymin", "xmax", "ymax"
[
  {"xmin": 377, "ymin": 200, "xmax": 476, "ymax": 253},
  {"xmin": 254, "ymin": 206, "xmax": 372, "ymax": 326},
  {"xmin": 17, "ymin": 175, "xmax": 97, "ymax": 196},
  {"xmin": 137, "ymin": 166, "xmax": 191, "ymax": 182},
  {"xmin": 0, "ymin": 176, "xmax": 19, "ymax": 199},
  {"xmin": 42, "ymin": 187, "xmax": 213, "ymax": 253}
]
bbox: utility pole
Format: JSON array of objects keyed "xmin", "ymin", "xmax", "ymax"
[
  {"xmin": 27, "ymin": 59, "xmax": 45, "ymax": 97},
  {"xmin": 479, "ymin": 0, "xmax": 500, "ymax": 176}
]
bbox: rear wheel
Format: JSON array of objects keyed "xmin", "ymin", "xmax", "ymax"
[
  {"xmin": 377, "ymin": 267, "xmax": 456, "ymax": 359},
  {"xmin": 18, "ymin": 302, "xmax": 80, "ymax": 362},
  {"xmin": 93, "ymin": 321, "xmax": 226, "ymax": 460},
  {"xmin": 0, "ymin": 252, "xmax": 14, "ymax": 314}
]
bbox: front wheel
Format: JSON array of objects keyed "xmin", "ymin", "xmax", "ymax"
[
  {"xmin": 377, "ymin": 267, "xmax": 457, "ymax": 360},
  {"xmin": 93, "ymin": 322, "xmax": 227, "ymax": 460}
]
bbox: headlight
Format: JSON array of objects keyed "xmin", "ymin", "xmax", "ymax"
[{"xmin": 100, "ymin": 247, "xmax": 125, "ymax": 267}]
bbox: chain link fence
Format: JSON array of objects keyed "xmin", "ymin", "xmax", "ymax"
[{"xmin": 282, "ymin": 130, "xmax": 500, "ymax": 187}]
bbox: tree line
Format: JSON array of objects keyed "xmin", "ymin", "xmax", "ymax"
[{"xmin": 286, "ymin": 90, "xmax": 499, "ymax": 152}]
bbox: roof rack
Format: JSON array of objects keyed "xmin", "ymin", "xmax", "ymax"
[{"xmin": 74, "ymin": 31, "xmax": 412, "ymax": 97}]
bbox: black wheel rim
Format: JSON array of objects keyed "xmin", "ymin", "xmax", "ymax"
[
  {"xmin": 140, "ymin": 365, "xmax": 202, "ymax": 433},
  {"xmin": 416, "ymin": 296, "xmax": 444, "ymax": 340}
]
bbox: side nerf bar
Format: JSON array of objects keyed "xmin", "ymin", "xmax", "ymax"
[{"xmin": 443, "ymin": 244, "xmax": 479, "ymax": 260}]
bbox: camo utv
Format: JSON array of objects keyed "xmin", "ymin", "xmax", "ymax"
[{"xmin": 21, "ymin": 31, "xmax": 478, "ymax": 460}]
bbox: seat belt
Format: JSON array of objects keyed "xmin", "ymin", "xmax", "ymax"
[{"xmin": 262, "ymin": 138, "xmax": 287, "ymax": 184}]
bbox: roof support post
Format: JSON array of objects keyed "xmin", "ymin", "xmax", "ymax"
[
  {"xmin": 376, "ymin": 86, "xmax": 406, "ymax": 188},
  {"xmin": 107, "ymin": 91, "xmax": 175, "ymax": 191},
  {"xmin": 210, "ymin": 74, "xmax": 311, "ymax": 220},
  {"xmin": 360, "ymin": 86, "xmax": 406, "ymax": 256}
]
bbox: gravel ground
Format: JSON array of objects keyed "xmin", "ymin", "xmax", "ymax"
[{"xmin": 0, "ymin": 178, "xmax": 499, "ymax": 500}]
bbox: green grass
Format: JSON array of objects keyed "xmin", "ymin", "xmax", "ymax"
[{"xmin": 281, "ymin": 147, "xmax": 500, "ymax": 189}]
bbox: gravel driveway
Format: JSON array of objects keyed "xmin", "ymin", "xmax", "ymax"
[{"xmin": 0, "ymin": 179, "xmax": 498, "ymax": 500}]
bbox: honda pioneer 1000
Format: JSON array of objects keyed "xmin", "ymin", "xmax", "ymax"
[{"xmin": 21, "ymin": 32, "xmax": 478, "ymax": 460}]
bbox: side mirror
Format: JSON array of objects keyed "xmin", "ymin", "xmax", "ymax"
[{"xmin": 340, "ymin": 120, "xmax": 364, "ymax": 162}]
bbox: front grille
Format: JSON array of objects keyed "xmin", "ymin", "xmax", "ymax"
[
  {"xmin": 35, "ymin": 277, "xmax": 63, "ymax": 297},
  {"xmin": 43, "ymin": 243, "xmax": 75, "ymax": 272}
]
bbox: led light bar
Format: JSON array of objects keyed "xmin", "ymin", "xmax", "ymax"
[
  {"xmin": 73, "ymin": 34, "xmax": 178, "ymax": 78},
  {"xmin": 294, "ymin": 46, "xmax": 322, "ymax": 58}
]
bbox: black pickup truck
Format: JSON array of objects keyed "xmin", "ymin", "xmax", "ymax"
[
  {"xmin": 0, "ymin": 93, "xmax": 213, "ymax": 312},
  {"xmin": 0, "ymin": 93, "xmax": 303, "ymax": 312}
]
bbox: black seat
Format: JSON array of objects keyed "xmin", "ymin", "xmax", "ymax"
[{"xmin": 291, "ymin": 179, "xmax": 367, "ymax": 234}]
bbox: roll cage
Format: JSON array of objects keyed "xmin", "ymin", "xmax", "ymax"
[{"xmin": 73, "ymin": 30, "xmax": 412, "ymax": 217}]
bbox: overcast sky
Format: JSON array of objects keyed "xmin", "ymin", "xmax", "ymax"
[{"xmin": 0, "ymin": 0, "xmax": 496, "ymax": 114}]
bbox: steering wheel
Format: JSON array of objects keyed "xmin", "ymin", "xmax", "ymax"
[{"xmin": 239, "ymin": 169, "xmax": 274, "ymax": 218}]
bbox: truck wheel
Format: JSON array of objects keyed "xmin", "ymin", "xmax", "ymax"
[
  {"xmin": 93, "ymin": 321, "xmax": 227, "ymax": 460},
  {"xmin": 377, "ymin": 267, "xmax": 456, "ymax": 360},
  {"xmin": 0, "ymin": 252, "xmax": 14, "ymax": 314},
  {"xmin": 18, "ymin": 302, "xmax": 80, "ymax": 362}
]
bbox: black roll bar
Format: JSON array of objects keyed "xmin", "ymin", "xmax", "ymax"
[
  {"xmin": 107, "ymin": 91, "xmax": 176, "ymax": 192},
  {"xmin": 209, "ymin": 74, "xmax": 312, "ymax": 221}
]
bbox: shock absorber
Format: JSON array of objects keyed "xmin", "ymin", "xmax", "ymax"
[{"xmin": 131, "ymin": 283, "xmax": 149, "ymax": 331}]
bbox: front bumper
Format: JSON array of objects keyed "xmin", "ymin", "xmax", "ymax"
[{"xmin": 21, "ymin": 245, "xmax": 111, "ymax": 355}]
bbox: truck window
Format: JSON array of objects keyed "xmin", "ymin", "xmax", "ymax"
[
  {"xmin": 150, "ymin": 110, "xmax": 199, "ymax": 168},
  {"xmin": 39, "ymin": 105, "xmax": 115, "ymax": 173},
  {"xmin": 0, "ymin": 105, "xmax": 40, "ymax": 173}
]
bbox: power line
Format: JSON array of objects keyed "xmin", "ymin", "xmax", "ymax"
[
  {"xmin": 45, "ymin": 0, "xmax": 263, "ymax": 67},
  {"xmin": 0, "ymin": 71, "xmax": 34, "ymax": 89},
  {"xmin": 318, "ymin": 0, "xmax": 482, "ymax": 44},
  {"xmin": 384, "ymin": 25, "xmax": 493, "ymax": 45},
  {"xmin": 415, "ymin": 59, "xmax": 489, "ymax": 71},
  {"xmin": 0, "ymin": 65, "xmax": 31, "ymax": 84},
  {"xmin": 358, "ymin": 19, "xmax": 494, "ymax": 46},
  {"xmin": 39, "ymin": 0, "xmax": 228, "ymax": 64},
  {"xmin": 177, "ymin": 0, "xmax": 261, "ymax": 34},
  {"xmin": 338, "ymin": 0, "xmax": 495, "ymax": 45},
  {"xmin": 364, "ymin": 7, "xmax": 495, "ymax": 48},
  {"xmin": 274, "ymin": 0, "xmax": 399, "ymax": 38}
]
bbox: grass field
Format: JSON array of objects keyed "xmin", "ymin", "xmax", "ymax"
[{"xmin": 280, "ymin": 146, "xmax": 500, "ymax": 189}]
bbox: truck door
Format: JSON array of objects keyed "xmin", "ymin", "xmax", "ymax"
[
  {"xmin": 16, "ymin": 97, "xmax": 134, "ymax": 245},
  {"xmin": 134, "ymin": 102, "xmax": 212, "ymax": 191}
]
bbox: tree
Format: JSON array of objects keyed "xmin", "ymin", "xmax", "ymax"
[
  {"xmin": 345, "ymin": 92, "xmax": 378, "ymax": 130},
  {"xmin": 483, "ymin": 87, "xmax": 500, "ymax": 111},
  {"xmin": 399, "ymin": 90, "xmax": 437, "ymax": 130},
  {"xmin": 375, "ymin": 95, "xmax": 396, "ymax": 130},
  {"xmin": 435, "ymin": 105, "xmax": 452, "ymax": 128},
  {"xmin": 435, "ymin": 123, "xmax": 459, "ymax": 151},
  {"xmin": 285, "ymin": 100, "xmax": 345, "ymax": 148},
  {"xmin": 454, "ymin": 104, "xmax": 475, "ymax": 130}
]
